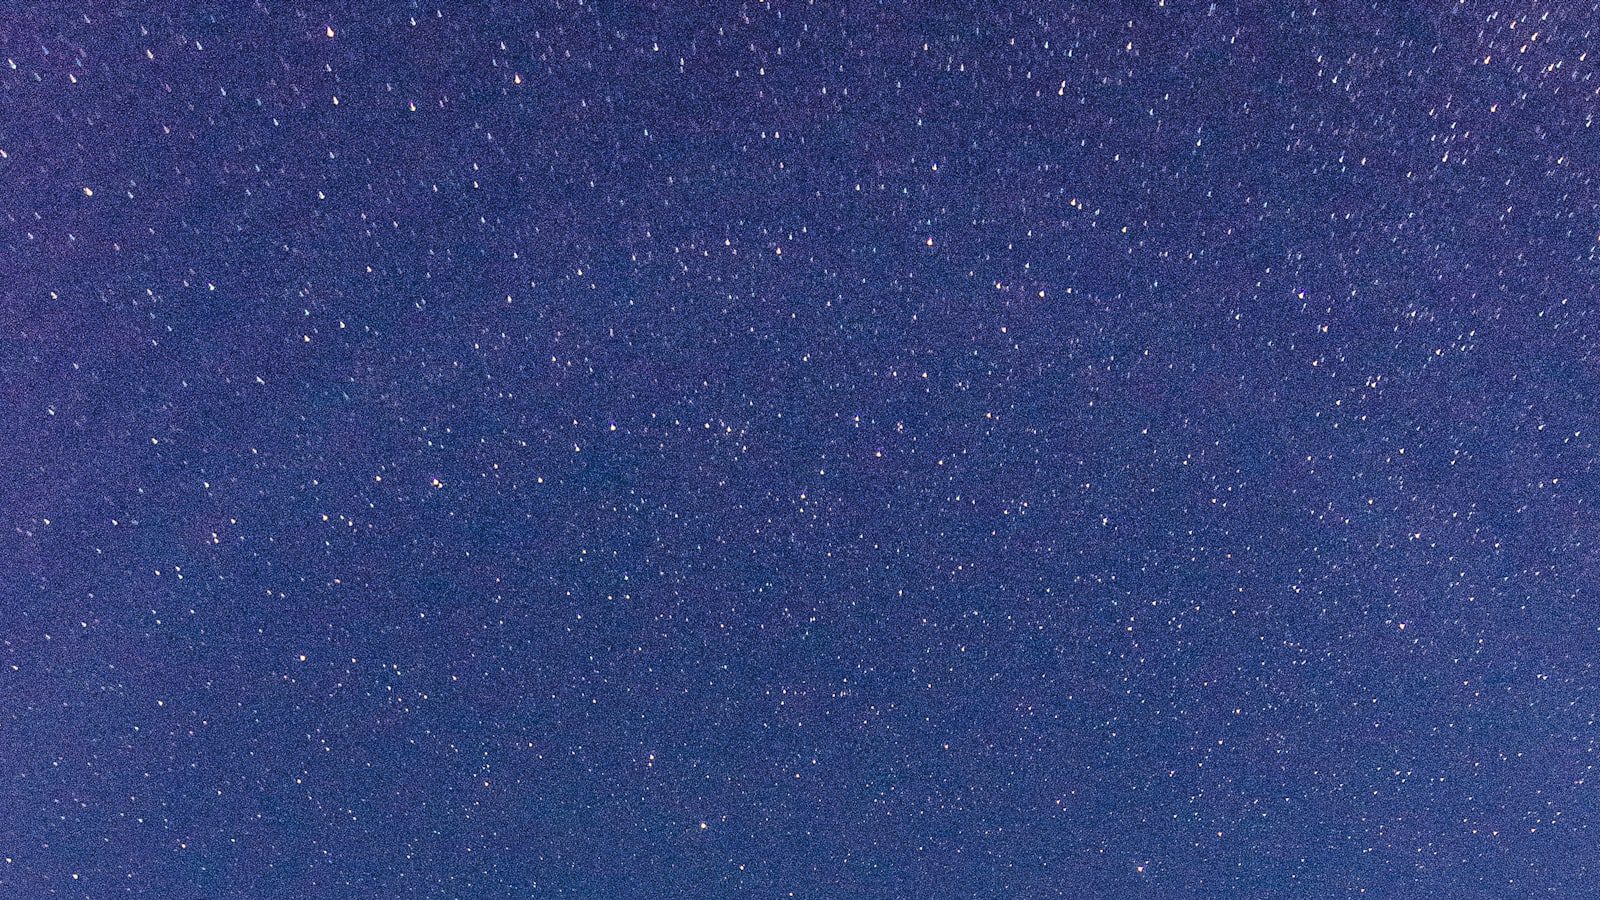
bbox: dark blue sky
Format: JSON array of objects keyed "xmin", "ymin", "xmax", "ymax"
[{"xmin": 7, "ymin": 1, "xmax": 1600, "ymax": 897}]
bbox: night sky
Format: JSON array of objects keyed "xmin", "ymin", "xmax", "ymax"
[{"xmin": 7, "ymin": 1, "xmax": 1600, "ymax": 897}]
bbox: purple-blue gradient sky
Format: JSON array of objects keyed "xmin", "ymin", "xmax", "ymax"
[{"xmin": 7, "ymin": 2, "xmax": 1600, "ymax": 897}]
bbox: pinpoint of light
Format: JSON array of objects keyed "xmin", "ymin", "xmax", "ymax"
[{"xmin": 326, "ymin": 25, "xmax": 336, "ymax": 38}]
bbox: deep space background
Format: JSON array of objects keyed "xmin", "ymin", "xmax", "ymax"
[{"xmin": 6, "ymin": 1, "xmax": 1600, "ymax": 897}]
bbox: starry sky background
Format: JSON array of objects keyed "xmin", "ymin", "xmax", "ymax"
[{"xmin": 6, "ymin": 1, "xmax": 1600, "ymax": 897}]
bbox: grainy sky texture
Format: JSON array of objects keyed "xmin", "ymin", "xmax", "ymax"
[{"xmin": 6, "ymin": 1, "xmax": 1600, "ymax": 897}]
